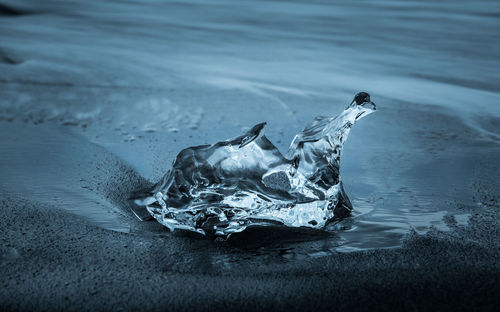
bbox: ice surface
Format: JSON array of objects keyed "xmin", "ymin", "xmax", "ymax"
[{"xmin": 134, "ymin": 92, "xmax": 376, "ymax": 237}]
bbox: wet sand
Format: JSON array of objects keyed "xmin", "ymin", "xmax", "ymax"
[
  {"xmin": 1, "ymin": 0, "xmax": 500, "ymax": 310},
  {"xmin": 1, "ymin": 188, "xmax": 499, "ymax": 311},
  {"xmin": 1, "ymin": 98, "xmax": 499, "ymax": 311}
]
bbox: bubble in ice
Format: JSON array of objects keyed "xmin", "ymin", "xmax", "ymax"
[{"xmin": 134, "ymin": 92, "xmax": 376, "ymax": 237}]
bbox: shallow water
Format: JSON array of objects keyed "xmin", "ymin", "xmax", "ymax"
[{"xmin": 1, "ymin": 0, "xmax": 499, "ymax": 252}]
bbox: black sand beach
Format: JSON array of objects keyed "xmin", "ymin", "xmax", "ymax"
[
  {"xmin": 1, "ymin": 187, "xmax": 499, "ymax": 311},
  {"xmin": 1, "ymin": 0, "xmax": 499, "ymax": 310}
]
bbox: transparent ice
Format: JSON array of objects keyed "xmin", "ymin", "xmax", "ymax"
[{"xmin": 134, "ymin": 92, "xmax": 376, "ymax": 237}]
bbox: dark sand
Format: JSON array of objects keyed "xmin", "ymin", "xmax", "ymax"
[
  {"xmin": 1, "ymin": 186, "xmax": 499, "ymax": 311},
  {"xmin": 1, "ymin": 146, "xmax": 500, "ymax": 311}
]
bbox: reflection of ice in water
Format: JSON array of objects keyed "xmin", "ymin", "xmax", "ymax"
[{"xmin": 134, "ymin": 92, "xmax": 376, "ymax": 237}]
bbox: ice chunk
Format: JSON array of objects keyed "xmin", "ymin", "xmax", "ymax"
[{"xmin": 134, "ymin": 92, "xmax": 376, "ymax": 237}]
